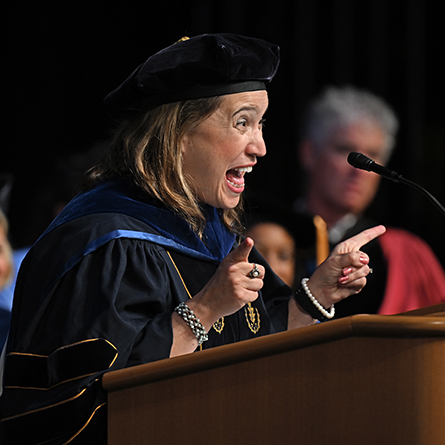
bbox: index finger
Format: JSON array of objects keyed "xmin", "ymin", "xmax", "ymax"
[{"xmin": 334, "ymin": 225, "xmax": 386, "ymax": 254}]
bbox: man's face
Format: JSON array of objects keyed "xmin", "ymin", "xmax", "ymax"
[{"xmin": 306, "ymin": 121, "xmax": 387, "ymax": 218}]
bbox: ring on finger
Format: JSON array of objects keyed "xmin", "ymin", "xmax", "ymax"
[{"xmin": 249, "ymin": 263, "xmax": 261, "ymax": 279}]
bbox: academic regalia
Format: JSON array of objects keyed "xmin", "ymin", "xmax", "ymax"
[
  {"xmin": 0, "ymin": 178, "xmax": 291, "ymax": 444},
  {"xmin": 1, "ymin": 32, "xmax": 287, "ymax": 444}
]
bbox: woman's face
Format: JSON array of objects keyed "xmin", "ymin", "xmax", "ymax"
[{"xmin": 181, "ymin": 90, "xmax": 268, "ymax": 209}]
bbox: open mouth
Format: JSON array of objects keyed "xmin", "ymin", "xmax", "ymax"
[{"xmin": 226, "ymin": 166, "xmax": 253, "ymax": 189}]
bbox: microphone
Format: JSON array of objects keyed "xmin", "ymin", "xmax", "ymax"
[
  {"xmin": 347, "ymin": 152, "xmax": 402, "ymax": 183},
  {"xmin": 347, "ymin": 151, "xmax": 445, "ymax": 218}
]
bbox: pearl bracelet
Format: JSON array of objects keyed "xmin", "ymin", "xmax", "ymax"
[
  {"xmin": 300, "ymin": 278, "xmax": 335, "ymax": 320},
  {"xmin": 174, "ymin": 302, "xmax": 209, "ymax": 345}
]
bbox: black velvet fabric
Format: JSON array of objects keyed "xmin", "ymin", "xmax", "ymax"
[{"xmin": 104, "ymin": 33, "xmax": 280, "ymax": 111}]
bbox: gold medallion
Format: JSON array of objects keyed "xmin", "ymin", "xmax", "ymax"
[
  {"xmin": 213, "ymin": 317, "xmax": 225, "ymax": 334},
  {"xmin": 244, "ymin": 303, "xmax": 260, "ymax": 334}
]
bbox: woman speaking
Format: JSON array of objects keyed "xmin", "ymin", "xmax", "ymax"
[{"xmin": 0, "ymin": 34, "xmax": 384, "ymax": 444}]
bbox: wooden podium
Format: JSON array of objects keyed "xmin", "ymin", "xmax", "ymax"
[{"xmin": 103, "ymin": 304, "xmax": 445, "ymax": 444}]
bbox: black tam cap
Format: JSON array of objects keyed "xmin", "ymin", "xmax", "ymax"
[{"xmin": 104, "ymin": 33, "xmax": 280, "ymax": 111}]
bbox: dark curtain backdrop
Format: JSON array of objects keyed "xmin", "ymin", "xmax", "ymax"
[{"xmin": 4, "ymin": 1, "xmax": 445, "ymax": 263}]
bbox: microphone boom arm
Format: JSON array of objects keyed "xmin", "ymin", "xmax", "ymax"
[{"xmin": 398, "ymin": 176, "xmax": 445, "ymax": 218}]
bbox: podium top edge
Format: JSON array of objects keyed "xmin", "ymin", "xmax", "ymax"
[{"xmin": 103, "ymin": 311, "xmax": 445, "ymax": 393}]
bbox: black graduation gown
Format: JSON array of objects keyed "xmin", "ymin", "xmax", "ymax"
[{"xmin": 0, "ymin": 179, "xmax": 291, "ymax": 444}]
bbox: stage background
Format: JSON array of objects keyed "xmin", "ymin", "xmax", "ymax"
[{"xmin": 4, "ymin": 1, "xmax": 445, "ymax": 263}]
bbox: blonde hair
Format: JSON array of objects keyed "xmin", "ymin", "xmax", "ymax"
[
  {"xmin": 0, "ymin": 209, "xmax": 13, "ymax": 289},
  {"xmin": 86, "ymin": 97, "xmax": 244, "ymax": 237}
]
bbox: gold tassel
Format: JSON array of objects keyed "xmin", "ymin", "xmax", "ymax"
[{"xmin": 313, "ymin": 215, "xmax": 329, "ymax": 265}]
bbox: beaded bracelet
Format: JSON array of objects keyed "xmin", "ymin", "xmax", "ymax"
[
  {"xmin": 174, "ymin": 302, "xmax": 209, "ymax": 345},
  {"xmin": 294, "ymin": 278, "xmax": 335, "ymax": 321}
]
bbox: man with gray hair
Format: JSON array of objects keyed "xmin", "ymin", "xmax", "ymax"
[{"xmin": 293, "ymin": 85, "xmax": 445, "ymax": 317}]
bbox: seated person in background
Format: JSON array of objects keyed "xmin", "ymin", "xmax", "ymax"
[
  {"xmin": 0, "ymin": 209, "xmax": 13, "ymax": 350},
  {"xmin": 0, "ymin": 176, "xmax": 30, "ymax": 351},
  {"xmin": 294, "ymin": 85, "xmax": 445, "ymax": 317},
  {"xmin": 245, "ymin": 211, "xmax": 297, "ymax": 290}
]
